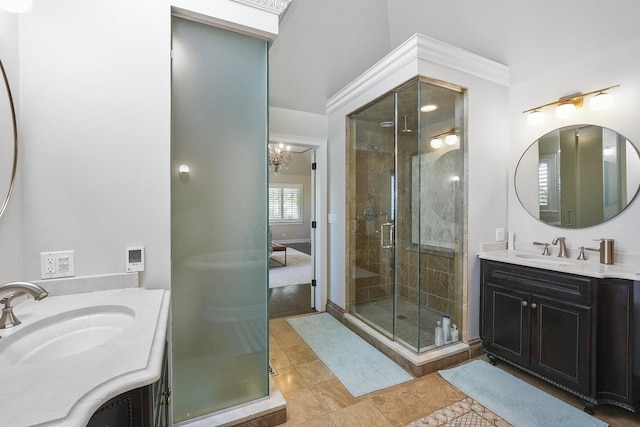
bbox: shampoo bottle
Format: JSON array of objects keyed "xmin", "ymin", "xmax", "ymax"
[
  {"xmin": 435, "ymin": 320, "xmax": 444, "ymax": 347},
  {"xmin": 442, "ymin": 315, "xmax": 451, "ymax": 344}
]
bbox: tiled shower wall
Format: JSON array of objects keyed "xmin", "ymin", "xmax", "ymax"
[{"xmin": 351, "ymin": 121, "xmax": 460, "ymax": 321}]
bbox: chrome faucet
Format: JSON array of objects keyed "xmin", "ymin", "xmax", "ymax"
[
  {"xmin": 552, "ymin": 236, "xmax": 569, "ymax": 258},
  {"xmin": 0, "ymin": 281, "xmax": 49, "ymax": 330}
]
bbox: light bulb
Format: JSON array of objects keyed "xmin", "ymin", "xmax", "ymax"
[
  {"xmin": 590, "ymin": 92, "xmax": 613, "ymax": 111},
  {"xmin": 526, "ymin": 110, "xmax": 544, "ymax": 126},
  {"xmin": 0, "ymin": 0, "xmax": 32, "ymax": 13},
  {"xmin": 555, "ymin": 103, "xmax": 576, "ymax": 119},
  {"xmin": 430, "ymin": 138, "xmax": 442, "ymax": 149},
  {"xmin": 445, "ymin": 134, "xmax": 458, "ymax": 146},
  {"xmin": 420, "ymin": 104, "xmax": 438, "ymax": 113}
]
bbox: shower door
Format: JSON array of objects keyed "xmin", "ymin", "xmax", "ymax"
[{"xmin": 348, "ymin": 78, "xmax": 465, "ymax": 353}]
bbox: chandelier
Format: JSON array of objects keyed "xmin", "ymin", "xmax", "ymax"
[{"xmin": 268, "ymin": 143, "xmax": 292, "ymax": 175}]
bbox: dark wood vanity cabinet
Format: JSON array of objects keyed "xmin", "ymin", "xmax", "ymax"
[
  {"xmin": 87, "ymin": 346, "xmax": 170, "ymax": 427},
  {"xmin": 481, "ymin": 259, "xmax": 640, "ymax": 412}
]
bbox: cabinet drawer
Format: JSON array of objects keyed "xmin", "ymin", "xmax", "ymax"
[{"xmin": 483, "ymin": 260, "xmax": 593, "ymax": 305}]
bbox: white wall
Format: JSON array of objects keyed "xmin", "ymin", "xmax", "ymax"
[
  {"xmin": 270, "ymin": 106, "xmax": 328, "ymax": 139},
  {"xmin": 3, "ymin": 0, "xmax": 278, "ymax": 289},
  {"xmin": 0, "ymin": 11, "xmax": 22, "ymax": 283},
  {"xmin": 508, "ymin": 37, "xmax": 640, "ymax": 257}
]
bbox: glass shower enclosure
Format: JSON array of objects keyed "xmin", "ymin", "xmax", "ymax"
[{"xmin": 347, "ymin": 77, "xmax": 465, "ymax": 353}]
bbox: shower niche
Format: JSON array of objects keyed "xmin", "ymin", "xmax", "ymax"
[{"xmin": 347, "ymin": 77, "xmax": 465, "ymax": 354}]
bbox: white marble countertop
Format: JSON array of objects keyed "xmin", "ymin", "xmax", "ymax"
[
  {"xmin": 478, "ymin": 249, "xmax": 640, "ymax": 281},
  {"xmin": 0, "ymin": 287, "xmax": 171, "ymax": 427}
]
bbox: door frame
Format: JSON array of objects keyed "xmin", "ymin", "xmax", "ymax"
[{"xmin": 269, "ymin": 133, "xmax": 328, "ymax": 311}]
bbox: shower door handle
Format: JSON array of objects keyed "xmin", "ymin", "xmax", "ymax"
[{"xmin": 381, "ymin": 222, "xmax": 394, "ymax": 249}]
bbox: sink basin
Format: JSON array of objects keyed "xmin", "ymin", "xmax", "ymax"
[
  {"xmin": 0, "ymin": 305, "xmax": 135, "ymax": 364},
  {"xmin": 515, "ymin": 254, "xmax": 573, "ymax": 265}
]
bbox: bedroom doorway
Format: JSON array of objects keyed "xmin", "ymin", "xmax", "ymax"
[{"xmin": 268, "ymin": 142, "xmax": 322, "ymax": 318}]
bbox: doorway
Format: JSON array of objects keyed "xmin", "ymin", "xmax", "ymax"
[{"xmin": 269, "ymin": 144, "xmax": 316, "ymax": 318}]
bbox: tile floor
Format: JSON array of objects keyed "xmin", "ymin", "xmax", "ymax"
[{"xmin": 269, "ymin": 314, "xmax": 640, "ymax": 427}]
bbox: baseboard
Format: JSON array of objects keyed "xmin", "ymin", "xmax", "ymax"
[
  {"xmin": 325, "ymin": 299, "xmax": 346, "ymax": 320},
  {"xmin": 272, "ymin": 239, "xmax": 311, "ymax": 245}
]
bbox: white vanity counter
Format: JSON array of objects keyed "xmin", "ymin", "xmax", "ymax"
[
  {"xmin": 0, "ymin": 288, "xmax": 171, "ymax": 427},
  {"xmin": 478, "ymin": 249, "xmax": 640, "ymax": 281}
]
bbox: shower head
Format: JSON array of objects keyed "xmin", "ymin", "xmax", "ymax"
[{"xmin": 401, "ymin": 116, "xmax": 412, "ymax": 134}]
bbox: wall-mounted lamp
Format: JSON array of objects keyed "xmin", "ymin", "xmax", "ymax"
[
  {"xmin": 0, "ymin": 0, "xmax": 32, "ymax": 13},
  {"xmin": 523, "ymin": 85, "xmax": 619, "ymax": 125},
  {"xmin": 451, "ymin": 175, "xmax": 460, "ymax": 189},
  {"xmin": 178, "ymin": 164, "xmax": 190, "ymax": 181},
  {"xmin": 430, "ymin": 129, "xmax": 458, "ymax": 149}
]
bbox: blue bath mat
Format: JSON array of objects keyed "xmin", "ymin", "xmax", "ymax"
[
  {"xmin": 439, "ymin": 360, "xmax": 607, "ymax": 427},
  {"xmin": 287, "ymin": 313, "xmax": 413, "ymax": 396}
]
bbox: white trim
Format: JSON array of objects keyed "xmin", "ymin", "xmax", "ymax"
[
  {"xmin": 230, "ymin": 0, "xmax": 292, "ymax": 16},
  {"xmin": 326, "ymin": 33, "xmax": 510, "ymax": 114}
]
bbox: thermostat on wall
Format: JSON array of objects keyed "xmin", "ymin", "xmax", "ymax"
[{"xmin": 126, "ymin": 246, "xmax": 145, "ymax": 272}]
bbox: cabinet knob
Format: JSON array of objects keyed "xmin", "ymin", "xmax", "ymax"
[
  {"xmin": 531, "ymin": 303, "xmax": 537, "ymax": 309},
  {"xmin": 522, "ymin": 301, "xmax": 528, "ymax": 307}
]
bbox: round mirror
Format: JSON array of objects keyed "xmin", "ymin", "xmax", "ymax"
[
  {"xmin": 0, "ymin": 59, "xmax": 17, "ymax": 220},
  {"xmin": 515, "ymin": 124, "xmax": 640, "ymax": 228}
]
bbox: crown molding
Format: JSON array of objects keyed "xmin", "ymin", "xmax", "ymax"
[
  {"xmin": 327, "ymin": 33, "xmax": 510, "ymax": 114},
  {"xmin": 230, "ymin": 0, "xmax": 292, "ymax": 16}
]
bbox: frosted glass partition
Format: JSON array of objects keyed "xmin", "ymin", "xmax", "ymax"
[{"xmin": 171, "ymin": 17, "xmax": 269, "ymax": 422}]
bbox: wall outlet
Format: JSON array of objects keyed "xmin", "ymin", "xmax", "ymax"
[
  {"xmin": 495, "ymin": 228, "xmax": 505, "ymax": 242},
  {"xmin": 40, "ymin": 250, "xmax": 75, "ymax": 279}
]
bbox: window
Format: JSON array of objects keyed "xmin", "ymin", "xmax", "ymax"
[
  {"xmin": 538, "ymin": 153, "xmax": 559, "ymax": 212},
  {"xmin": 269, "ymin": 184, "xmax": 303, "ymax": 223}
]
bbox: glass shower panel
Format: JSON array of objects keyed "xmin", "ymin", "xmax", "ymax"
[
  {"xmin": 416, "ymin": 82, "xmax": 464, "ymax": 352},
  {"xmin": 394, "ymin": 82, "xmax": 421, "ymax": 350},
  {"xmin": 348, "ymin": 93, "xmax": 396, "ymax": 339},
  {"xmin": 171, "ymin": 16, "xmax": 268, "ymax": 422}
]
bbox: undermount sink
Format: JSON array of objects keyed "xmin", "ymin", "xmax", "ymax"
[
  {"xmin": 515, "ymin": 254, "xmax": 574, "ymax": 265},
  {"xmin": 0, "ymin": 305, "xmax": 135, "ymax": 365}
]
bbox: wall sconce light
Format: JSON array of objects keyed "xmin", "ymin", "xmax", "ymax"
[
  {"xmin": 430, "ymin": 129, "xmax": 458, "ymax": 149},
  {"xmin": 523, "ymin": 85, "xmax": 619, "ymax": 125},
  {"xmin": 0, "ymin": 0, "xmax": 32, "ymax": 13},
  {"xmin": 178, "ymin": 164, "xmax": 190, "ymax": 175}
]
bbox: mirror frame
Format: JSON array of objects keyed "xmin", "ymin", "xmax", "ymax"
[
  {"xmin": 515, "ymin": 124, "xmax": 640, "ymax": 228},
  {"xmin": 0, "ymin": 59, "xmax": 18, "ymax": 220}
]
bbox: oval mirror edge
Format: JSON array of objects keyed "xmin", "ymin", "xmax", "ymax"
[
  {"xmin": 0, "ymin": 58, "xmax": 18, "ymax": 220},
  {"xmin": 515, "ymin": 124, "xmax": 640, "ymax": 229}
]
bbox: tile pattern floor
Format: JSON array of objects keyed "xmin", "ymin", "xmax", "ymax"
[{"xmin": 270, "ymin": 314, "xmax": 640, "ymax": 427}]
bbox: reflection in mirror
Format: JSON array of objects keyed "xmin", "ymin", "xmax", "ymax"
[
  {"xmin": 516, "ymin": 125, "xmax": 640, "ymax": 228},
  {"xmin": 0, "ymin": 59, "xmax": 18, "ymax": 220}
]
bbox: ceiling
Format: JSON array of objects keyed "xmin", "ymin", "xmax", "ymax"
[{"xmin": 269, "ymin": 0, "xmax": 640, "ymax": 116}]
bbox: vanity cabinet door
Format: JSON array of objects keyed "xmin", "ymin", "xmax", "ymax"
[
  {"xmin": 530, "ymin": 294, "xmax": 592, "ymax": 395},
  {"xmin": 482, "ymin": 282, "xmax": 531, "ymax": 368}
]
